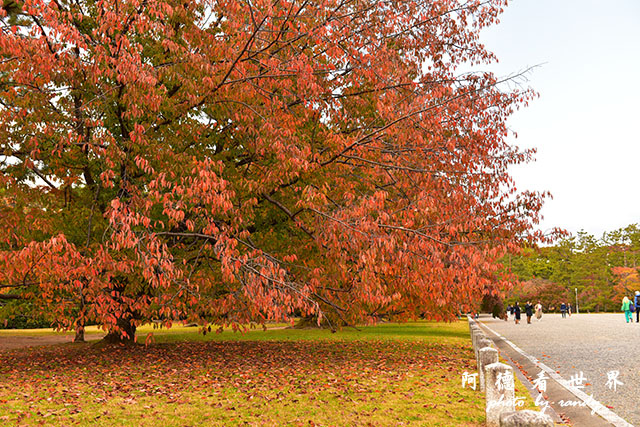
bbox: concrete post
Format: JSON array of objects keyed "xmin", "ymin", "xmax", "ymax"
[
  {"xmin": 478, "ymin": 346, "xmax": 498, "ymax": 392},
  {"xmin": 475, "ymin": 337, "xmax": 492, "ymax": 363},
  {"xmin": 470, "ymin": 326, "xmax": 481, "ymax": 351},
  {"xmin": 485, "ymin": 362, "xmax": 515, "ymax": 427},
  {"xmin": 472, "ymin": 328, "xmax": 484, "ymax": 353},
  {"xmin": 499, "ymin": 410, "xmax": 554, "ymax": 427},
  {"xmin": 470, "ymin": 322, "xmax": 478, "ymax": 337},
  {"xmin": 469, "ymin": 318, "xmax": 478, "ymax": 336}
]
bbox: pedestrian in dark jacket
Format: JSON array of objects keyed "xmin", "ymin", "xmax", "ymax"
[
  {"xmin": 525, "ymin": 301, "xmax": 534, "ymax": 324},
  {"xmin": 635, "ymin": 291, "xmax": 640, "ymax": 323},
  {"xmin": 560, "ymin": 302, "xmax": 567, "ymax": 318},
  {"xmin": 514, "ymin": 302, "xmax": 521, "ymax": 325}
]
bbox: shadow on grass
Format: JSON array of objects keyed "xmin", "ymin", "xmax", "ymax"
[
  {"xmin": 353, "ymin": 322, "xmax": 468, "ymax": 339},
  {"xmin": 149, "ymin": 321, "xmax": 470, "ymax": 344}
]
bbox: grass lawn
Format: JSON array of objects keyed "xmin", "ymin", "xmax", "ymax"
[{"xmin": 0, "ymin": 321, "xmax": 535, "ymax": 426}]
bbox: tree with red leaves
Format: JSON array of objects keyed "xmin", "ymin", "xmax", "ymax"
[{"xmin": 0, "ymin": 0, "xmax": 549, "ymax": 341}]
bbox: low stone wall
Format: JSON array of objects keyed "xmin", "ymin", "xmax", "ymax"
[{"xmin": 467, "ymin": 316, "xmax": 554, "ymax": 427}]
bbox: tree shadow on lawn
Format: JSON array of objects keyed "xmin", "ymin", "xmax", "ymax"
[
  {"xmin": 141, "ymin": 320, "xmax": 470, "ymax": 345},
  {"xmin": 354, "ymin": 322, "xmax": 468, "ymax": 340}
]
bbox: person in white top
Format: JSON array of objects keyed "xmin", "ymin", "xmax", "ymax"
[{"xmin": 534, "ymin": 301, "xmax": 543, "ymax": 321}]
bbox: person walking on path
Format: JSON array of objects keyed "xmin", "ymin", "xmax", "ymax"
[
  {"xmin": 635, "ymin": 291, "xmax": 640, "ymax": 323},
  {"xmin": 560, "ymin": 302, "xmax": 567, "ymax": 318},
  {"xmin": 535, "ymin": 301, "xmax": 543, "ymax": 321},
  {"xmin": 525, "ymin": 301, "xmax": 534, "ymax": 324},
  {"xmin": 514, "ymin": 302, "xmax": 521, "ymax": 325},
  {"xmin": 622, "ymin": 296, "xmax": 633, "ymax": 323},
  {"xmin": 567, "ymin": 303, "xmax": 572, "ymax": 317}
]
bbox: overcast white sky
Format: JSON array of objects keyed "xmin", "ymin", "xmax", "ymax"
[{"xmin": 475, "ymin": 0, "xmax": 640, "ymax": 238}]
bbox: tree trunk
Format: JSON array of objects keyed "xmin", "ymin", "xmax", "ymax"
[
  {"xmin": 74, "ymin": 325, "xmax": 85, "ymax": 342},
  {"xmin": 102, "ymin": 315, "xmax": 136, "ymax": 344}
]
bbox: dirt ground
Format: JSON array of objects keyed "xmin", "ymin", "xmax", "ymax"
[{"xmin": 0, "ymin": 333, "xmax": 104, "ymax": 351}]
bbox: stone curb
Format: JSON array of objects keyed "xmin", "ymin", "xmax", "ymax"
[{"xmin": 468, "ymin": 316, "xmax": 555, "ymax": 427}]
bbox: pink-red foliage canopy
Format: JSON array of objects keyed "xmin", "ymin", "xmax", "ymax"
[{"xmin": 0, "ymin": 0, "xmax": 548, "ymax": 336}]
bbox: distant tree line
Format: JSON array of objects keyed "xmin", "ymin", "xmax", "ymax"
[{"xmin": 502, "ymin": 224, "xmax": 640, "ymax": 312}]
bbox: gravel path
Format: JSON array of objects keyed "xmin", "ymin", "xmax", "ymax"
[
  {"xmin": 0, "ymin": 333, "xmax": 104, "ymax": 351},
  {"xmin": 481, "ymin": 313, "xmax": 639, "ymax": 426}
]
